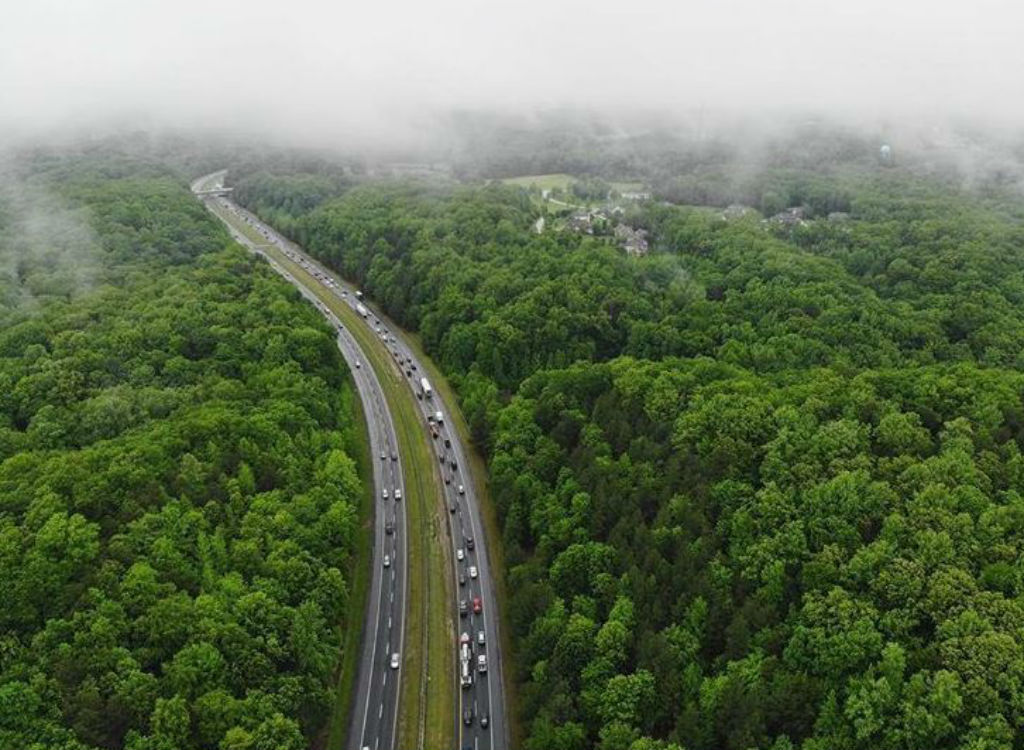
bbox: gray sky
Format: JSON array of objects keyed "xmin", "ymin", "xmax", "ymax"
[{"xmin": 3, "ymin": 0, "xmax": 1023, "ymax": 145}]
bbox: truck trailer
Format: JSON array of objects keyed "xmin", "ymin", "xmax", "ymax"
[{"xmin": 420, "ymin": 377, "xmax": 433, "ymax": 399}]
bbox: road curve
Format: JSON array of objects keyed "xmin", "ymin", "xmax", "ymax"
[{"xmin": 192, "ymin": 172, "xmax": 408, "ymax": 750}]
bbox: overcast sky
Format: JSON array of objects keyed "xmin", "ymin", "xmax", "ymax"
[{"xmin": 3, "ymin": 0, "xmax": 1023, "ymax": 146}]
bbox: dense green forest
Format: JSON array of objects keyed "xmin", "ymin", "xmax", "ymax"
[
  {"xmin": 235, "ymin": 156, "xmax": 1024, "ymax": 749},
  {"xmin": 0, "ymin": 153, "xmax": 364, "ymax": 750}
]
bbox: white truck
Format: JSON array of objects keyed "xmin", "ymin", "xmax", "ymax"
[
  {"xmin": 460, "ymin": 633, "xmax": 473, "ymax": 688},
  {"xmin": 420, "ymin": 377, "xmax": 433, "ymax": 399},
  {"xmin": 434, "ymin": 410, "xmax": 444, "ymax": 423},
  {"xmin": 355, "ymin": 303, "xmax": 369, "ymax": 319}
]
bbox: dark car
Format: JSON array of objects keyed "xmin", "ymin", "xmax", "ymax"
[
  {"xmin": 391, "ymin": 451, "xmax": 398, "ymax": 461},
  {"xmin": 385, "ymin": 521, "xmax": 394, "ymax": 535},
  {"xmin": 466, "ymin": 536, "xmax": 475, "ymax": 551},
  {"xmin": 459, "ymin": 599, "xmax": 468, "ymax": 617},
  {"xmin": 463, "ymin": 708, "xmax": 473, "ymax": 726},
  {"xmin": 444, "ymin": 438, "xmax": 451, "ymax": 448},
  {"xmin": 450, "ymin": 459, "xmax": 457, "ymax": 470},
  {"xmin": 448, "ymin": 500, "xmax": 456, "ymax": 514},
  {"xmin": 459, "ymin": 574, "xmax": 466, "ymax": 587}
]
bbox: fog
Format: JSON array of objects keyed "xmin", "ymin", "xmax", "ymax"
[{"xmin": 3, "ymin": 0, "xmax": 1024, "ymax": 149}]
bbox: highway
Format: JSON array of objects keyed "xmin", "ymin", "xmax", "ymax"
[
  {"xmin": 192, "ymin": 172, "xmax": 408, "ymax": 750},
  {"xmin": 192, "ymin": 169, "xmax": 507, "ymax": 750}
]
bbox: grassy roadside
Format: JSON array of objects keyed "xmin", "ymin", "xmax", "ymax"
[
  {"xmin": 208, "ymin": 201, "xmax": 455, "ymax": 749},
  {"xmin": 324, "ymin": 378, "xmax": 375, "ymax": 750}
]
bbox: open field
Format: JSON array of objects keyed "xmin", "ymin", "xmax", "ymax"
[{"xmin": 501, "ymin": 173, "xmax": 575, "ymax": 191}]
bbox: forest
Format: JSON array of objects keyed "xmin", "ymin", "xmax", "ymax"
[
  {"xmin": 0, "ymin": 150, "xmax": 366, "ymax": 750},
  {"xmin": 233, "ymin": 150, "xmax": 1024, "ymax": 750}
]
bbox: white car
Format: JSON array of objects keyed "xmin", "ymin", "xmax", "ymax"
[
  {"xmin": 456, "ymin": 548, "xmax": 464, "ymax": 561},
  {"xmin": 469, "ymin": 565, "xmax": 478, "ymax": 579},
  {"xmin": 390, "ymin": 653, "xmax": 400, "ymax": 669},
  {"xmin": 477, "ymin": 630, "xmax": 485, "ymax": 646},
  {"xmin": 394, "ymin": 488, "xmax": 402, "ymax": 500},
  {"xmin": 383, "ymin": 554, "xmax": 391, "ymax": 568},
  {"xmin": 382, "ymin": 489, "xmax": 389, "ymax": 500},
  {"xmin": 458, "ymin": 484, "xmax": 465, "ymax": 495}
]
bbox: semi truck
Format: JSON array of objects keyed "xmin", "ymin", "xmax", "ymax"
[
  {"xmin": 460, "ymin": 633, "xmax": 473, "ymax": 688},
  {"xmin": 355, "ymin": 302, "xmax": 368, "ymax": 318},
  {"xmin": 420, "ymin": 377, "xmax": 433, "ymax": 399}
]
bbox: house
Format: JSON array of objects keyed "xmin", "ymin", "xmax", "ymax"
[
  {"xmin": 620, "ymin": 191, "xmax": 651, "ymax": 201},
  {"xmin": 567, "ymin": 212, "xmax": 594, "ymax": 234},
  {"xmin": 721, "ymin": 204, "xmax": 754, "ymax": 220},
  {"xmin": 614, "ymin": 224, "xmax": 649, "ymax": 256},
  {"xmin": 767, "ymin": 207, "xmax": 807, "ymax": 227}
]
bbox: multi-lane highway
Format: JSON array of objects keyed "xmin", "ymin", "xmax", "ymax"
[
  {"xmin": 192, "ymin": 172, "xmax": 408, "ymax": 750},
  {"xmin": 192, "ymin": 170, "xmax": 507, "ymax": 750}
]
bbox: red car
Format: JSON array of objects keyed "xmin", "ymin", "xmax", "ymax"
[{"xmin": 472, "ymin": 597, "xmax": 482, "ymax": 614}]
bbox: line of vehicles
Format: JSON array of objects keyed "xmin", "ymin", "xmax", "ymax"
[{"xmin": 208, "ymin": 186, "xmax": 500, "ymax": 750}]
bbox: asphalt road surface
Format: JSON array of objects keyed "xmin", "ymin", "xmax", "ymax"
[
  {"xmin": 192, "ymin": 170, "xmax": 507, "ymax": 750},
  {"xmin": 193, "ymin": 172, "xmax": 408, "ymax": 750}
]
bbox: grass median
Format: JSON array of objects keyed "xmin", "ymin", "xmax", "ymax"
[{"xmin": 208, "ymin": 200, "xmax": 456, "ymax": 750}]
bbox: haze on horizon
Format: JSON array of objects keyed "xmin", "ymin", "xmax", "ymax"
[{"xmin": 3, "ymin": 0, "xmax": 1023, "ymax": 149}]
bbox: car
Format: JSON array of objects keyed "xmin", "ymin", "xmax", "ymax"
[
  {"xmin": 448, "ymin": 500, "xmax": 456, "ymax": 513},
  {"xmin": 394, "ymin": 488, "xmax": 402, "ymax": 500},
  {"xmin": 380, "ymin": 451, "xmax": 386, "ymax": 461},
  {"xmin": 444, "ymin": 475, "xmax": 451, "ymax": 485},
  {"xmin": 466, "ymin": 536, "xmax": 475, "ymax": 550},
  {"xmin": 460, "ymin": 632, "xmax": 470, "ymax": 645},
  {"xmin": 480, "ymin": 713, "xmax": 489, "ymax": 729},
  {"xmin": 478, "ymin": 654, "xmax": 487, "ymax": 673},
  {"xmin": 390, "ymin": 653, "xmax": 400, "ymax": 669},
  {"xmin": 383, "ymin": 554, "xmax": 391, "ymax": 568},
  {"xmin": 450, "ymin": 459, "xmax": 458, "ymax": 470},
  {"xmin": 391, "ymin": 451, "xmax": 398, "ymax": 461},
  {"xmin": 459, "ymin": 599, "xmax": 468, "ymax": 617},
  {"xmin": 444, "ymin": 438, "xmax": 451, "ymax": 448},
  {"xmin": 355, "ymin": 361, "xmax": 361, "ymax": 368},
  {"xmin": 385, "ymin": 520, "xmax": 394, "ymax": 535},
  {"xmin": 459, "ymin": 573, "xmax": 466, "ymax": 587},
  {"xmin": 412, "ymin": 364, "xmax": 417, "ymax": 370},
  {"xmin": 456, "ymin": 548, "xmax": 464, "ymax": 561},
  {"xmin": 438, "ymin": 453, "xmax": 444, "ymax": 464},
  {"xmin": 473, "ymin": 597, "xmax": 482, "ymax": 614},
  {"xmin": 469, "ymin": 565, "xmax": 478, "ymax": 579},
  {"xmin": 406, "ymin": 369, "xmax": 412, "ymax": 376},
  {"xmin": 382, "ymin": 488, "xmax": 389, "ymax": 500},
  {"xmin": 463, "ymin": 707, "xmax": 473, "ymax": 726},
  {"xmin": 477, "ymin": 630, "xmax": 485, "ymax": 646},
  {"xmin": 458, "ymin": 485, "xmax": 465, "ymax": 495}
]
